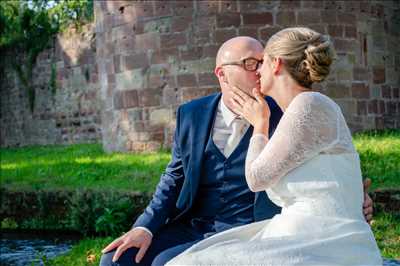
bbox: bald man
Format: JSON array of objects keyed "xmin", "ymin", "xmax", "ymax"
[{"xmin": 100, "ymin": 37, "xmax": 373, "ymax": 266}]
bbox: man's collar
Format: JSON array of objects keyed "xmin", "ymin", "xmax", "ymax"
[{"xmin": 220, "ymin": 98, "xmax": 239, "ymax": 127}]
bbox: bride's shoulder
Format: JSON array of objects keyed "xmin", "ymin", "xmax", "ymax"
[{"xmin": 289, "ymin": 92, "xmax": 339, "ymax": 116}]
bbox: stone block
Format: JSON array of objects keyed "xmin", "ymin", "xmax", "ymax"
[
  {"xmin": 171, "ymin": 15, "xmax": 191, "ymax": 32},
  {"xmin": 150, "ymin": 108, "xmax": 172, "ymax": 125},
  {"xmin": 242, "ymin": 12, "xmax": 273, "ymax": 26},
  {"xmin": 160, "ymin": 32, "xmax": 187, "ymax": 48},
  {"xmin": 352, "ymin": 82, "xmax": 370, "ymax": 99},
  {"xmin": 123, "ymin": 53, "xmax": 149, "ymax": 71},
  {"xmin": 297, "ymin": 10, "xmax": 321, "ymax": 25},
  {"xmin": 135, "ymin": 32, "xmax": 160, "ymax": 51},
  {"xmin": 215, "ymin": 28, "xmax": 237, "ymax": 44},
  {"xmin": 373, "ymin": 67, "xmax": 385, "ymax": 84},
  {"xmin": 219, "ymin": 0, "xmax": 238, "ymax": 12},
  {"xmin": 238, "ymin": 27, "xmax": 258, "ymax": 38},
  {"xmin": 198, "ymin": 73, "xmax": 219, "ymax": 87},
  {"xmin": 216, "ymin": 13, "xmax": 241, "ymax": 28},
  {"xmin": 276, "ymin": 11, "xmax": 296, "ymax": 26},
  {"xmin": 328, "ymin": 25, "xmax": 343, "ymax": 37},
  {"xmin": 325, "ymin": 82, "xmax": 351, "ymax": 98},
  {"xmin": 138, "ymin": 88, "xmax": 162, "ymax": 107},
  {"xmin": 382, "ymin": 85, "xmax": 392, "ymax": 99},
  {"xmin": 116, "ymin": 69, "xmax": 144, "ymax": 90},
  {"xmin": 177, "ymin": 74, "xmax": 198, "ymax": 87}
]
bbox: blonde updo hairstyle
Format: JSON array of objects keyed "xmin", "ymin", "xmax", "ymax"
[{"xmin": 265, "ymin": 27, "xmax": 335, "ymax": 88}]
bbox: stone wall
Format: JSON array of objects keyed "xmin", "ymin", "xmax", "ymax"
[
  {"xmin": 1, "ymin": 1, "xmax": 399, "ymax": 150},
  {"xmin": 95, "ymin": 0, "xmax": 399, "ymax": 153},
  {"xmin": 0, "ymin": 24, "xmax": 102, "ymax": 147}
]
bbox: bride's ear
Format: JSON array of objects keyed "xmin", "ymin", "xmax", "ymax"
[{"xmin": 272, "ymin": 57, "xmax": 283, "ymax": 75}]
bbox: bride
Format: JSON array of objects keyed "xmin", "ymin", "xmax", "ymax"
[{"xmin": 166, "ymin": 27, "xmax": 382, "ymax": 265}]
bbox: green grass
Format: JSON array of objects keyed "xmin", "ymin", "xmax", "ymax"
[
  {"xmin": 1, "ymin": 130, "xmax": 399, "ymax": 192},
  {"xmin": 47, "ymin": 237, "xmax": 113, "ymax": 265},
  {"xmin": 371, "ymin": 212, "xmax": 400, "ymax": 260},
  {"xmin": 0, "ymin": 144, "xmax": 170, "ymax": 192},
  {"xmin": 353, "ymin": 130, "xmax": 400, "ymax": 190}
]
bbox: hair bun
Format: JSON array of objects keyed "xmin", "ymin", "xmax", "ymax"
[{"xmin": 302, "ymin": 37, "xmax": 335, "ymax": 83}]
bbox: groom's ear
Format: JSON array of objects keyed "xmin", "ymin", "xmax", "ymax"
[{"xmin": 215, "ymin": 67, "xmax": 226, "ymax": 82}]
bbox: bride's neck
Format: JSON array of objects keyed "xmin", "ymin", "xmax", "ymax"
[{"xmin": 269, "ymin": 78, "xmax": 308, "ymax": 112}]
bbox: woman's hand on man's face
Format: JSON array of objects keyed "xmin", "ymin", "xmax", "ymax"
[{"xmin": 229, "ymin": 85, "xmax": 271, "ymax": 128}]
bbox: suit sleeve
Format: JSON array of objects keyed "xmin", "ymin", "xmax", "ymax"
[{"xmin": 133, "ymin": 106, "xmax": 185, "ymax": 235}]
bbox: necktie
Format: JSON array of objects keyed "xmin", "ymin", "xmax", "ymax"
[{"xmin": 224, "ymin": 118, "xmax": 246, "ymax": 157}]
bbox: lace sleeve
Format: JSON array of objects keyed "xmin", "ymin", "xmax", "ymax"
[{"xmin": 245, "ymin": 92, "xmax": 340, "ymax": 192}]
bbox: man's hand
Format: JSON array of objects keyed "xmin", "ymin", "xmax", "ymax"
[
  {"xmin": 102, "ymin": 228, "xmax": 153, "ymax": 263},
  {"xmin": 363, "ymin": 178, "xmax": 373, "ymax": 224}
]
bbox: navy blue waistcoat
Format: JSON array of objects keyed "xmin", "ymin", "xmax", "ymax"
[{"xmin": 188, "ymin": 125, "xmax": 255, "ymax": 233}]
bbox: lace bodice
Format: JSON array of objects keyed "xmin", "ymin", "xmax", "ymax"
[{"xmin": 245, "ymin": 92, "xmax": 356, "ymax": 192}]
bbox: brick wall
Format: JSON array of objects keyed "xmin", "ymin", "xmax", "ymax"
[
  {"xmin": 0, "ymin": 24, "xmax": 102, "ymax": 147},
  {"xmin": 95, "ymin": 0, "xmax": 399, "ymax": 152},
  {"xmin": 1, "ymin": 1, "xmax": 398, "ymax": 150}
]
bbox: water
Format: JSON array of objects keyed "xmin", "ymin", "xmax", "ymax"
[{"xmin": 0, "ymin": 231, "xmax": 79, "ymax": 266}]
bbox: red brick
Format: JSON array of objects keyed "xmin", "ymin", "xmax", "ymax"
[
  {"xmin": 123, "ymin": 53, "xmax": 149, "ymax": 71},
  {"xmin": 196, "ymin": 0, "xmax": 219, "ymax": 14},
  {"xmin": 357, "ymin": 101, "xmax": 367, "ymax": 115},
  {"xmin": 171, "ymin": 15, "xmax": 192, "ymax": 32},
  {"xmin": 177, "ymin": 74, "xmax": 197, "ymax": 87},
  {"xmin": 333, "ymin": 38, "xmax": 355, "ymax": 52},
  {"xmin": 138, "ymin": 88, "xmax": 162, "ymax": 107},
  {"xmin": 276, "ymin": 11, "xmax": 296, "ymax": 26},
  {"xmin": 368, "ymin": 100, "xmax": 378, "ymax": 114},
  {"xmin": 180, "ymin": 47, "xmax": 203, "ymax": 61},
  {"xmin": 382, "ymin": 85, "xmax": 392, "ymax": 99},
  {"xmin": 373, "ymin": 67, "xmax": 385, "ymax": 84},
  {"xmin": 297, "ymin": 10, "xmax": 321, "ymax": 25},
  {"xmin": 219, "ymin": 0, "xmax": 238, "ymax": 12},
  {"xmin": 151, "ymin": 48, "xmax": 179, "ymax": 64},
  {"xmin": 123, "ymin": 90, "xmax": 139, "ymax": 108},
  {"xmin": 160, "ymin": 33, "xmax": 187, "ymax": 48},
  {"xmin": 378, "ymin": 100, "xmax": 385, "ymax": 114},
  {"xmin": 301, "ymin": 0, "xmax": 323, "ymax": 8},
  {"xmin": 393, "ymin": 87, "xmax": 399, "ymax": 98},
  {"xmin": 259, "ymin": 26, "xmax": 283, "ymax": 42},
  {"xmin": 113, "ymin": 55, "xmax": 122, "ymax": 74},
  {"xmin": 375, "ymin": 117, "xmax": 384, "ymax": 129},
  {"xmin": 386, "ymin": 101, "xmax": 397, "ymax": 114},
  {"xmin": 198, "ymin": 73, "xmax": 219, "ymax": 87},
  {"xmin": 321, "ymin": 10, "xmax": 337, "ymax": 24},
  {"xmin": 280, "ymin": 0, "xmax": 301, "ymax": 9},
  {"xmin": 154, "ymin": 1, "xmax": 173, "ymax": 16},
  {"xmin": 328, "ymin": 25, "xmax": 343, "ymax": 37},
  {"xmin": 325, "ymin": 82, "xmax": 351, "ymax": 98},
  {"xmin": 352, "ymin": 83, "xmax": 370, "ymax": 98},
  {"xmin": 215, "ymin": 29, "xmax": 237, "ymax": 44},
  {"xmin": 203, "ymin": 45, "xmax": 220, "ymax": 58},
  {"xmin": 353, "ymin": 67, "xmax": 369, "ymax": 81},
  {"xmin": 238, "ymin": 27, "xmax": 258, "ymax": 38},
  {"xmin": 242, "ymin": 12, "xmax": 273, "ymax": 26},
  {"xmin": 216, "ymin": 13, "xmax": 241, "ymax": 28},
  {"xmin": 337, "ymin": 12, "xmax": 356, "ymax": 25},
  {"xmin": 194, "ymin": 30, "xmax": 212, "ymax": 45},
  {"xmin": 345, "ymin": 26, "xmax": 357, "ymax": 39},
  {"xmin": 344, "ymin": 1, "xmax": 360, "ymax": 13},
  {"xmin": 135, "ymin": 33, "xmax": 160, "ymax": 51},
  {"xmin": 182, "ymin": 87, "xmax": 219, "ymax": 102},
  {"xmin": 134, "ymin": 2, "xmax": 154, "ymax": 17}
]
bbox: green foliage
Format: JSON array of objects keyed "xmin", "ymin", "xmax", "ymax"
[
  {"xmin": 0, "ymin": 188, "xmax": 150, "ymax": 236},
  {"xmin": 0, "ymin": 0, "xmax": 93, "ymax": 111}
]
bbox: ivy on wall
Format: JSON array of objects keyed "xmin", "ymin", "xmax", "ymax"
[{"xmin": 0, "ymin": 0, "xmax": 93, "ymax": 112}]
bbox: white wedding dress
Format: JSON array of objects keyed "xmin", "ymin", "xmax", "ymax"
[{"xmin": 167, "ymin": 92, "xmax": 382, "ymax": 266}]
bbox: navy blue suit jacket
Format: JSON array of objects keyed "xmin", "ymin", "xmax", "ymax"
[{"xmin": 134, "ymin": 93, "xmax": 283, "ymax": 235}]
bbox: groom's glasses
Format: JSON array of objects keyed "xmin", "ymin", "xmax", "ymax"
[{"xmin": 220, "ymin": 57, "xmax": 263, "ymax": 72}]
